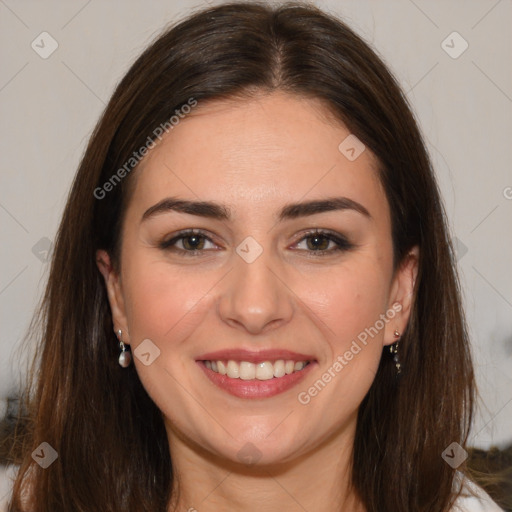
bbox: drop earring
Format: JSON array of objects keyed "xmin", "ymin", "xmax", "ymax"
[
  {"xmin": 117, "ymin": 329, "xmax": 132, "ymax": 368},
  {"xmin": 389, "ymin": 329, "xmax": 402, "ymax": 375}
]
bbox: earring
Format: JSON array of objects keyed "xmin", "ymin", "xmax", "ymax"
[
  {"xmin": 117, "ymin": 329, "xmax": 132, "ymax": 368},
  {"xmin": 389, "ymin": 329, "xmax": 402, "ymax": 375}
]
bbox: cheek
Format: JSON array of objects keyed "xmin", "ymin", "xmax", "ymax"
[
  {"xmin": 291, "ymin": 262, "xmax": 391, "ymax": 430},
  {"xmin": 120, "ymin": 259, "xmax": 216, "ymax": 412},
  {"xmin": 307, "ymin": 262, "xmax": 390, "ymax": 349},
  {"xmin": 301, "ymin": 262, "xmax": 389, "ymax": 396},
  {"xmin": 122, "ymin": 255, "xmax": 217, "ymax": 348}
]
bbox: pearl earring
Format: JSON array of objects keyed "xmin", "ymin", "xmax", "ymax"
[{"xmin": 117, "ymin": 329, "xmax": 132, "ymax": 368}]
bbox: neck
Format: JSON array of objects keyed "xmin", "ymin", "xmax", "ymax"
[{"xmin": 166, "ymin": 419, "xmax": 366, "ymax": 512}]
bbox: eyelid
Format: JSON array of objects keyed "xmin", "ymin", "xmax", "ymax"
[
  {"xmin": 159, "ymin": 228, "xmax": 219, "ymax": 252},
  {"xmin": 290, "ymin": 228, "xmax": 354, "ymax": 253},
  {"xmin": 158, "ymin": 228, "xmax": 354, "ymax": 256}
]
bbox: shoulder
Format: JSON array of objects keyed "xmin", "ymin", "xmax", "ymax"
[
  {"xmin": 0, "ymin": 464, "xmax": 17, "ymax": 511},
  {"xmin": 0, "ymin": 464, "xmax": 36, "ymax": 512},
  {"xmin": 451, "ymin": 473, "xmax": 504, "ymax": 512}
]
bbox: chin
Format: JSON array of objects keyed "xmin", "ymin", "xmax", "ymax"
[{"xmin": 202, "ymin": 421, "xmax": 311, "ymax": 468}]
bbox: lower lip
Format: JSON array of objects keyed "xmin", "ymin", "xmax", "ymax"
[{"xmin": 197, "ymin": 361, "xmax": 317, "ymax": 399}]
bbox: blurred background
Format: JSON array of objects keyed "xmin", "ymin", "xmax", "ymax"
[{"xmin": 1, "ymin": 0, "xmax": 511, "ymax": 508}]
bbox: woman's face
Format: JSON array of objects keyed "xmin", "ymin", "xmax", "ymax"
[{"xmin": 98, "ymin": 91, "xmax": 417, "ymax": 466}]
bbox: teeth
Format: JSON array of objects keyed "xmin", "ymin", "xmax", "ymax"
[
  {"xmin": 204, "ymin": 359, "xmax": 310, "ymax": 380},
  {"xmin": 273, "ymin": 359, "xmax": 285, "ymax": 378},
  {"xmin": 227, "ymin": 360, "xmax": 240, "ymax": 378},
  {"xmin": 217, "ymin": 360, "xmax": 227, "ymax": 375},
  {"xmin": 240, "ymin": 361, "xmax": 255, "ymax": 380},
  {"xmin": 256, "ymin": 361, "xmax": 274, "ymax": 380}
]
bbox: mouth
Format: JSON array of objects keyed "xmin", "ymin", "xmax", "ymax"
[
  {"xmin": 196, "ymin": 350, "xmax": 317, "ymax": 399},
  {"xmin": 202, "ymin": 359, "xmax": 312, "ymax": 380}
]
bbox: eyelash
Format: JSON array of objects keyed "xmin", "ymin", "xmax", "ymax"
[{"xmin": 158, "ymin": 228, "xmax": 354, "ymax": 257}]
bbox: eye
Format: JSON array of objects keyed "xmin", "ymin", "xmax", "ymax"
[
  {"xmin": 159, "ymin": 228, "xmax": 354, "ymax": 257},
  {"xmin": 159, "ymin": 229, "xmax": 219, "ymax": 255},
  {"xmin": 292, "ymin": 229, "xmax": 354, "ymax": 255}
]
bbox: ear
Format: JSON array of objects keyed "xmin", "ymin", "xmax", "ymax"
[
  {"xmin": 383, "ymin": 245, "xmax": 419, "ymax": 346},
  {"xmin": 96, "ymin": 249, "xmax": 131, "ymax": 344}
]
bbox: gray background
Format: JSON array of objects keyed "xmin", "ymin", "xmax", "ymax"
[{"xmin": 1, "ymin": 0, "xmax": 511, "ymax": 453}]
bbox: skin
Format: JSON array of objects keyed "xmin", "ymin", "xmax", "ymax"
[{"xmin": 97, "ymin": 91, "xmax": 419, "ymax": 512}]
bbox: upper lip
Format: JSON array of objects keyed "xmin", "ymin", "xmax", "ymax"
[{"xmin": 197, "ymin": 349, "xmax": 316, "ymax": 364}]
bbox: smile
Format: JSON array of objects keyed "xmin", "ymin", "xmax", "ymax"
[
  {"xmin": 196, "ymin": 349, "xmax": 317, "ymax": 399},
  {"xmin": 202, "ymin": 359, "xmax": 311, "ymax": 380}
]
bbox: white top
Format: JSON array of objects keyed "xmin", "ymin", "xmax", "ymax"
[
  {"xmin": 0, "ymin": 465, "xmax": 505, "ymax": 511},
  {"xmin": 451, "ymin": 473, "xmax": 505, "ymax": 511}
]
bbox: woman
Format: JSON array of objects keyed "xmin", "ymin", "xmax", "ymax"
[{"xmin": 6, "ymin": 2, "xmax": 503, "ymax": 511}]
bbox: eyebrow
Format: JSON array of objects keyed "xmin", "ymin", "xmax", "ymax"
[{"xmin": 141, "ymin": 196, "xmax": 371, "ymax": 222}]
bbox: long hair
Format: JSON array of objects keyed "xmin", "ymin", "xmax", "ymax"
[{"xmin": 8, "ymin": 2, "xmax": 475, "ymax": 510}]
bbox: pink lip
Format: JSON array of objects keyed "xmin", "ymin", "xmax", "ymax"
[
  {"xmin": 197, "ymin": 349, "xmax": 316, "ymax": 364},
  {"xmin": 196, "ymin": 360, "xmax": 318, "ymax": 399}
]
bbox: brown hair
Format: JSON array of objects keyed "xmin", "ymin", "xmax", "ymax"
[{"xmin": 8, "ymin": 2, "xmax": 475, "ymax": 510}]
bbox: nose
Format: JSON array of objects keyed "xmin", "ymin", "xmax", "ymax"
[{"xmin": 216, "ymin": 247, "xmax": 294, "ymax": 335}]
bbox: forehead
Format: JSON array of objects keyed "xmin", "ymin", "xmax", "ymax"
[{"xmin": 126, "ymin": 92, "xmax": 387, "ymax": 221}]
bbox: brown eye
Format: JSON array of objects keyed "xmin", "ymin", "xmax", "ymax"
[
  {"xmin": 159, "ymin": 229, "xmax": 218, "ymax": 255},
  {"xmin": 294, "ymin": 230, "xmax": 354, "ymax": 255},
  {"xmin": 181, "ymin": 234, "xmax": 206, "ymax": 250},
  {"xmin": 305, "ymin": 233, "xmax": 331, "ymax": 251}
]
